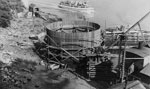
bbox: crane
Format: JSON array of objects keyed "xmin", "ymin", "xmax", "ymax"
[{"xmin": 105, "ymin": 11, "xmax": 150, "ymax": 84}]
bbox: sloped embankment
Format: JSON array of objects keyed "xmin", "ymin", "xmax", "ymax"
[
  {"xmin": 0, "ymin": 16, "xmax": 99, "ymax": 89},
  {"xmin": 0, "ymin": 59, "xmax": 97, "ymax": 89},
  {"xmin": 0, "ymin": 0, "xmax": 25, "ymax": 28}
]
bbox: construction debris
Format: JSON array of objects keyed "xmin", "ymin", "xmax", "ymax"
[{"xmin": 0, "ymin": 6, "xmax": 100, "ymax": 89}]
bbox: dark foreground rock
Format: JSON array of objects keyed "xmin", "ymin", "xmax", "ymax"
[{"xmin": 0, "ymin": 59, "xmax": 97, "ymax": 89}]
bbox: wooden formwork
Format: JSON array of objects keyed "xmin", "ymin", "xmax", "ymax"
[
  {"xmin": 45, "ymin": 20, "xmax": 101, "ymax": 57},
  {"xmin": 46, "ymin": 20, "xmax": 100, "ymax": 31}
]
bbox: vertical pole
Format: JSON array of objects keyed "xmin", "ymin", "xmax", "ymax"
[
  {"xmin": 118, "ymin": 38, "xmax": 122, "ymax": 67},
  {"xmin": 124, "ymin": 72, "xmax": 128, "ymax": 89},
  {"xmin": 121, "ymin": 35, "xmax": 127, "ymax": 83},
  {"xmin": 138, "ymin": 23, "xmax": 146, "ymax": 44},
  {"xmin": 118, "ymin": 37, "xmax": 122, "ymax": 81},
  {"xmin": 105, "ymin": 20, "xmax": 107, "ymax": 30},
  {"xmin": 32, "ymin": 5, "xmax": 35, "ymax": 31},
  {"xmin": 137, "ymin": 33, "xmax": 139, "ymax": 43}
]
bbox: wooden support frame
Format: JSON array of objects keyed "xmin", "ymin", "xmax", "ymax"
[{"xmin": 125, "ymin": 58, "xmax": 143, "ymax": 60}]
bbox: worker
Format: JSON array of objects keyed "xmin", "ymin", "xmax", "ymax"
[
  {"xmin": 29, "ymin": 4, "xmax": 35, "ymax": 16},
  {"xmin": 34, "ymin": 8, "xmax": 40, "ymax": 17}
]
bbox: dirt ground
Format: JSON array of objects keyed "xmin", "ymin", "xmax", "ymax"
[
  {"xmin": 0, "ymin": 17, "xmax": 44, "ymax": 64},
  {"xmin": 0, "ymin": 17, "xmax": 98, "ymax": 89}
]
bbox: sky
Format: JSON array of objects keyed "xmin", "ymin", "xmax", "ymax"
[
  {"xmin": 92, "ymin": 0, "xmax": 150, "ymax": 28},
  {"xmin": 21, "ymin": 0, "xmax": 150, "ymax": 30}
]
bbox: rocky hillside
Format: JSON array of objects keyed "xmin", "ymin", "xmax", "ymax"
[
  {"xmin": 0, "ymin": 12, "xmax": 99, "ymax": 89},
  {"xmin": 0, "ymin": 0, "xmax": 102, "ymax": 88},
  {"xmin": 0, "ymin": 0, "xmax": 12, "ymax": 28},
  {"xmin": 0, "ymin": 0, "xmax": 25, "ymax": 28}
]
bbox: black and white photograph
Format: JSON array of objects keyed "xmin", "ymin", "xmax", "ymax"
[{"xmin": 0, "ymin": 0, "xmax": 150, "ymax": 89}]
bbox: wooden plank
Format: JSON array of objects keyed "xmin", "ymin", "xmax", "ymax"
[
  {"xmin": 125, "ymin": 58, "xmax": 143, "ymax": 60},
  {"xmin": 61, "ymin": 48, "xmax": 79, "ymax": 62}
]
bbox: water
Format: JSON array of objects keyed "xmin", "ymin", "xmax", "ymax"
[
  {"xmin": 27, "ymin": 0, "xmax": 101, "ymax": 26},
  {"xmin": 26, "ymin": 0, "xmax": 150, "ymax": 30}
]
